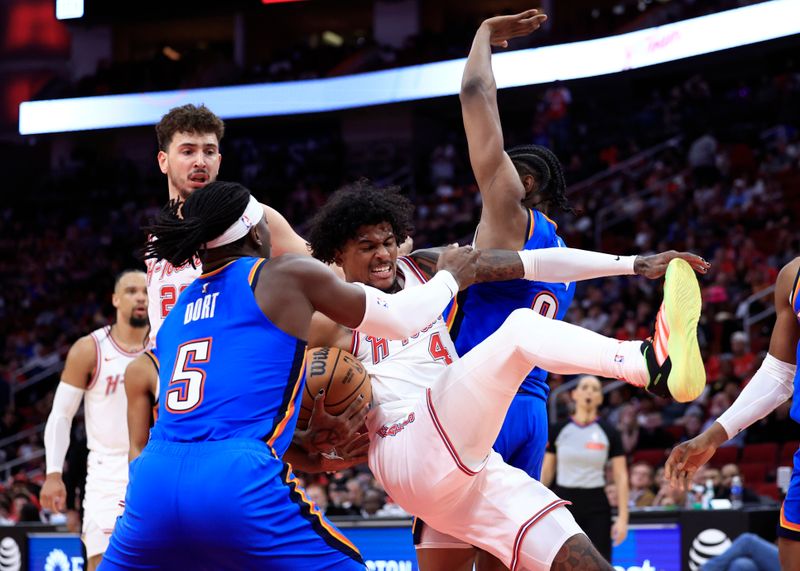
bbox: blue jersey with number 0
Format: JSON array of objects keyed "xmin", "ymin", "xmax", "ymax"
[{"xmin": 447, "ymin": 209, "xmax": 576, "ymax": 401}]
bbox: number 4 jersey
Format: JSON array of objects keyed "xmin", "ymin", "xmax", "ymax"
[{"xmin": 351, "ymin": 256, "xmax": 458, "ymax": 427}]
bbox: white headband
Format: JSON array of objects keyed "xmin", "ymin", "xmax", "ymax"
[{"xmin": 205, "ymin": 196, "xmax": 264, "ymax": 248}]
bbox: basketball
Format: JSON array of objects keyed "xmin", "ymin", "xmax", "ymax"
[{"xmin": 297, "ymin": 347, "xmax": 371, "ymax": 428}]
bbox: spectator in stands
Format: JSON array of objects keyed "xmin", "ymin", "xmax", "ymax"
[
  {"xmin": 703, "ymin": 393, "xmax": 746, "ymax": 447},
  {"xmin": 700, "ymin": 532, "xmax": 779, "ymax": 571},
  {"xmin": 730, "ymin": 331, "xmax": 757, "ymax": 380},
  {"xmin": 325, "ymin": 482, "xmax": 360, "ymax": 517},
  {"xmin": 628, "ymin": 462, "xmax": 656, "ymax": 508},
  {"xmin": 746, "ymin": 400, "xmax": 800, "ymax": 444},
  {"xmin": 305, "ymin": 483, "xmax": 329, "ymax": 514},
  {"xmin": 360, "ymin": 489, "xmax": 385, "ymax": 518},
  {"xmin": 719, "ymin": 464, "xmax": 761, "ymax": 504}
]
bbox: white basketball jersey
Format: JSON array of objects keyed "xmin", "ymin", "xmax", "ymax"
[
  {"xmin": 86, "ymin": 326, "xmax": 145, "ymax": 455},
  {"xmin": 351, "ymin": 257, "xmax": 457, "ymax": 425},
  {"xmin": 145, "ymin": 256, "xmax": 201, "ymax": 342}
]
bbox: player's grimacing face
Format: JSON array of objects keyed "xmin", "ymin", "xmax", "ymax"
[
  {"xmin": 112, "ymin": 273, "xmax": 148, "ymax": 327},
  {"xmin": 337, "ymin": 222, "xmax": 398, "ymax": 291},
  {"xmin": 158, "ymin": 131, "xmax": 222, "ymax": 199}
]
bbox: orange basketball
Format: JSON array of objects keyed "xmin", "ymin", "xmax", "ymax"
[{"xmin": 297, "ymin": 347, "xmax": 371, "ymax": 429}]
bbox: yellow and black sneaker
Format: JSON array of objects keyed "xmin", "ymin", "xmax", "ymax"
[{"xmin": 641, "ymin": 259, "xmax": 705, "ymax": 403}]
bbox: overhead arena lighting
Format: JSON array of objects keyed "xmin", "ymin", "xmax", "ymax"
[{"xmin": 20, "ymin": 0, "xmax": 800, "ymax": 135}]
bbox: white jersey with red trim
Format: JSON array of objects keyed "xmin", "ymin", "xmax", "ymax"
[
  {"xmin": 352, "ymin": 257, "xmax": 457, "ymax": 426},
  {"xmin": 86, "ymin": 326, "xmax": 145, "ymax": 455},
  {"xmin": 145, "ymin": 256, "xmax": 201, "ymax": 343}
]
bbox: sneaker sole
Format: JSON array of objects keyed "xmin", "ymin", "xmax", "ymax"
[{"xmin": 663, "ymin": 258, "xmax": 705, "ymax": 402}]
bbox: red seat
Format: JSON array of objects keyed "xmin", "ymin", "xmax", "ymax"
[
  {"xmin": 753, "ymin": 482, "xmax": 780, "ymax": 501},
  {"xmin": 741, "ymin": 443, "xmax": 779, "ymax": 464},
  {"xmin": 739, "ymin": 463, "xmax": 768, "ymax": 484},
  {"xmin": 664, "ymin": 425, "xmax": 685, "ymax": 442},
  {"xmin": 708, "ymin": 446, "xmax": 739, "ymax": 468},
  {"xmin": 631, "ymin": 448, "xmax": 666, "ymax": 467},
  {"xmin": 780, "ymin": 441, "xmax": 800, "ymax": 466}
]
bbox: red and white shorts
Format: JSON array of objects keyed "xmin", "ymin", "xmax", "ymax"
[{"xmin": 368, "ymin": 392, "xmax": 581, "ymax": 570}]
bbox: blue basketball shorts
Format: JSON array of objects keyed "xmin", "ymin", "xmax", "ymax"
[
  {"xmin": 779, "ymin": 444, "xmax": 800, "ymax": 542},
  {"xmin": 100, "ymin": 438, "xmax": 365, "ymax": 570},
  {"xmin": 492, "ymin": 393, "xmax": 549, "ymax": 479}
]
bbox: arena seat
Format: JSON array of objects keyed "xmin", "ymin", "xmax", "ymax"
[
  {"xmin": 753, "ymin": 482, "xmax": 780, "ymax": 501},
  {"xmin": 631, "ymin": 448, "xmax": 666, "ymax": 467},
  {"xmin": 708, "ymin": 446, "xmax": 739, "ymax": 468},
  {"xmin": 741, "ymin": 443, "xmax": 779, "ymax": 465},
  {"xmin": 780, "ymin": 441, "xmax": 800, "ymax": 466},
  {"xmin": 739, "ymin": 463, "xmax": 768, "ymax": 484}
]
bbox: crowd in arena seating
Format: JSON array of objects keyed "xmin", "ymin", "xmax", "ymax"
[{"xmin": 1, "ymin": 47, "xmax": 799, "ymax": 524}]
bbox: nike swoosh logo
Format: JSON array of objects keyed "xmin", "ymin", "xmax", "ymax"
[
  {"xmin": 104, "ymin": 356, "xmax": 116, "ymax": 362},
  {"xmin": 615, "ymin": 255, "xmax": 620, "ymax": 261}
]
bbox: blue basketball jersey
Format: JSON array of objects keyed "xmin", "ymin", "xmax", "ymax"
[
  {"xmin": 447, "ymin": 209, "xmax": 576, "ymax": 400},
  {"xmin": 152, "ymin": 256, "xmax": 306, "ymax": 457},
  {"xmin": 789, "ymin": 266, "xmax": 800, "ymax": 424}
]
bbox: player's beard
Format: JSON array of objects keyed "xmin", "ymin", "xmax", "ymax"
[{"xmin": 130, "ymin": 315, "xmax": 149, "ymax": 328}]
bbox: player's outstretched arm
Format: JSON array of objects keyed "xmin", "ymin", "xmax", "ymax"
[
  {"xmin": 665, "ymin": 258, "xmax": 800, "ymax": 491},
  {"xmin": 296, "ymin": 247, "xmax": 479, "ymax": 338},
  {"xmin": 409, "ymin": 247, "xmax": 709, "ymax": 284},
  {"xmin": 125, "ymin": 354, "xmax": 158, "ymax": 462},
  {"xmin": 41, "ymin": 336, "xmax": 93, "ymax": 513},
  {"xmin": 461, "ymin": 10, "xmax": 547, "ymax": 250}
]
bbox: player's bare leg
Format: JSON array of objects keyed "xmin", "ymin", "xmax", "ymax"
[
  {"xmin": 476, "ymin": 549, "xmax": 508, "ymax": 571},
  {"xmin": 417, "ymin": 547, "xmax": 476, "ymax": 571},
  {"xmin": 779, "ymin": 538, "xmax": 800, "ymax": 571},
  {"xmin": 549, "ymin": 535, "xmax": 612, "ymax": 571},
  {"xmin": 87, "ymin": 554, "xmax": 102, "ymax": 571}
]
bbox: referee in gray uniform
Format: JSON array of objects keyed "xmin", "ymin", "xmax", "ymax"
[{"xmin": 542, "ymin": 375, "xmax": 629, "ymax": 561}]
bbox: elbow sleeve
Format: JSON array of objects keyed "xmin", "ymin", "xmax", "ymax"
[
  {"xmin": 518, "ymin": 248, "xmax": 636, "ymax": 283},
  {"xmin": 716, "ymin": 354, "xmax": 795, "ymax": 438},
  {"xmin": 44, "ymin": 383, "xmax": 84, "ymax": 474},
  {"xmin": 355, "ymin": 271, "xmax": 458, "ymax": 339}
]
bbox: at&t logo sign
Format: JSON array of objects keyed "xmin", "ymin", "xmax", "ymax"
[{"xmin": 688, "ymin": 528, "xmax": 732, "ymax": 570}]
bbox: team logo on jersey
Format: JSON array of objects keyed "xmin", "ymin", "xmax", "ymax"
[{"xmin": 377, "ymin": 413, "xmax": 415, "ymax": 438}]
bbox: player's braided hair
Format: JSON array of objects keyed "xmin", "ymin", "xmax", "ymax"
[
  {"xmin": 507, "ymin": 145, "xmax": 574, "ymax": 214},
  {"xmin": 142, "ymin": 181, "xmax": 251, "ymax": 267},
  {"xmin": 308, "ymin": 180, "xmax": 413, "ymax": 264}
]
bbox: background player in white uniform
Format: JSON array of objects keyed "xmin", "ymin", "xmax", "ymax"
[
  {"xmin": 307, "ymin": 183, "xmax": 706, "ymax": 570},
  {"xmin": 146, "ymin": 103, "xmax": 310, "ymax": 342},
  {"xmin": 40, "ymin": 270, "xmax": 149, "ymax": 571}
]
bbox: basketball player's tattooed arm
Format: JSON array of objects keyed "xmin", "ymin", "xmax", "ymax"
[
  {"xmin": 411, "ymin": 248, "xmax": 709, "ymax": 284},
  {"xmin": 125, "ymin": 354, "xmax": 158, "ymax": 462},
  {"xmin": 551, "ymin": 535, "xmax": 613, "ymax": 571},
  {"xmin": 411, "ymin": 248, "xmax": 525, "ymax": 283}
]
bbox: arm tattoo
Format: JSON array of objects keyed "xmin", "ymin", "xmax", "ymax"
[
  {"xmin": 551, "ymin": 534, "xmax": 612, "ymax": 571},
  {"xmin": 409, "ymin": 248, "xmax": 442, "ymax": 280},
  {"xmin": 409, "ymin": 248, "xmax": 524, "ymax": 284},
  {"xmin": 474, "ymin": 250, "xmax": 524, "ymax": 283}
]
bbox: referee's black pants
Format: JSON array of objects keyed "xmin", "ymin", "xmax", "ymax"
[{"xmin": 553, "ymin": 485, "xmax": 612, "ymax": 561}]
